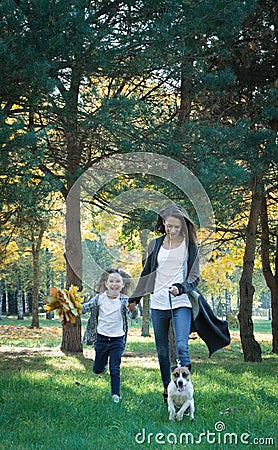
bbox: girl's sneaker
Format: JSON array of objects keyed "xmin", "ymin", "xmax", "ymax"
[{"xmin": 112, "ymin": 394, "xmax": 120, "ymax": 403}]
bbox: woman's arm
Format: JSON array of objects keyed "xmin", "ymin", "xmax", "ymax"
[{"xmin": 126, "ymin": 301, "xmax": 138, "ymax": 319}]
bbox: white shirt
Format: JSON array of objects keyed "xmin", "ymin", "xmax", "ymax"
[
  {"xmin": 151, "ymin": 240, "xmax": 192, "ymax": 310},
  {"xmin": 97, "ymin": 292, "xmax": 124, "ymax": 337}
]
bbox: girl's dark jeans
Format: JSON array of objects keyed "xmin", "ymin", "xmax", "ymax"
[{"xmin": 93, "ymin": 334, "xmax": 124, "ymax": 396}]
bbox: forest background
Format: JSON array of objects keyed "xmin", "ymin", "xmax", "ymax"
[{"xmin": 0, "ymin": 0, "xmax": 277, "ymax": 363}]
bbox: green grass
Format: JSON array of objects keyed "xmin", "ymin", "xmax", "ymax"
[
  {"xmin": 0, "ymin": 315, "xmax": 64, "ymax": 328},
  {"xmin": 0, "ymin": 314, "xmax": 273, "ymax": 332},
  {"xmin": 252, "ymin": 319, "xmax": 272, "ymax": 334},
  {"xmin": 0, "ymin": 318, "xmax": 277, "ymax": 449}
]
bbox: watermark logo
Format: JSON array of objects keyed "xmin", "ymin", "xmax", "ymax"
[
  {"xmin": 215, "ymin": 421, "xmax": 226, "ymax": 432},
  {"xmin": 64, "ymin": 152, "xmax": 216, "ymax": 289},
  {"xmin": 134, "ymin": 423, "xmax": 275, "ymax": 446}
]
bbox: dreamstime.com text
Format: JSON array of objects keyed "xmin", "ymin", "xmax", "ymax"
[{"xmin": 134, "ymin": 422, "xmax": 275, "ymax": 446}]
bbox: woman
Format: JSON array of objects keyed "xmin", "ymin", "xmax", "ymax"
[{"xmin": 128, "ymin": 203, "xmax": 200, "ymax": 402}]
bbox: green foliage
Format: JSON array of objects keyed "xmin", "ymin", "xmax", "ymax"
[
  {"xmin": 84, "ymin": 236, "xmax": 115, "ymax": 270},
  {"xmin": 227, "ymin": 313, "xmax": 239, "ymax": 329}
]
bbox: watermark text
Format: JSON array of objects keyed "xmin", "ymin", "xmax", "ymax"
[{"xmin": 135, "ymin": 423, "xmax": 275, "ymax": 446}]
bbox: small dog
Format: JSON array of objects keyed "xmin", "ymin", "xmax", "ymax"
[{"xmin": 167, "ymin": 365, "xmax": 194, "ymax": 421}]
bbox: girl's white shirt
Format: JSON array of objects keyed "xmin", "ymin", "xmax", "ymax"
[
  {"xmin": 151, "ymin": 240, "xmax": 192, "ymax": 310},
  {"xmin": 97, "ymin": 292, "xmax": 124, "ymax": 337}
]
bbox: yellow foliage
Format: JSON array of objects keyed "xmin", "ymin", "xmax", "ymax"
[
  {"xmin": 45, "ymin": 286, "xmax": 84, "ymax": 327},
  {"xmin": 202, "ymin": 247, "xmax": 239, "ymax": 291},
  {"xmin": 82, "ymin": 229, "xmax": 98, "ymax": 241},
  {"xmin": 0, "ymin": 241, "xmax": 19, "ymax": 269}
]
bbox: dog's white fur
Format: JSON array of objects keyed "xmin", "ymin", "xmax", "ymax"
[{"xmin": 167, "ymin": 366, "xmax": 194, "ymax": 421}]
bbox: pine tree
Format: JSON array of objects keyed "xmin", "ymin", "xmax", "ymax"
[{"xmin": 1, "ymin": 0, "xmax": 277, "ymax": 357}]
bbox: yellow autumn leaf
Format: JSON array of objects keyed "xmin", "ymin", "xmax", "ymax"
[{"xmin": 44, "ymin": 285, "xmax": 84, "ymax": 326}]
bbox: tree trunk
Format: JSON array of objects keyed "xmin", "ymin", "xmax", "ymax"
[
  {"xmin": 225, "ymin": 288, "xmax": 232, "ymax": 319},
  {"xmin": 0, "ymin": 280, "xmax": 3, "ymax": 320},
  {"xmin": 31, "ymin": 226, "xmax": 45, "ymax": 328},
  {"xmin": 178, "ymin": 63, "xmax": 193, "ymax": 127},
  {"xmin": 45, "ymin": 247, "xmax": 54, "ymax": 320},
  {"xmin": 61, "ymin": 316, "xmax": 83, "ymax": 354},
  {"xmin": 65, "ymin": 182, "xmax": 82, "ymax": 289},
  {"xmin": 31, "ymin": 249, "xmax": 40, "ymax": 327},
  {"xmin": 24, "ymin": 291, "xmax": 30, "ymax": 316},
  {"xmin": 260, "ymin": 195, "xmax": 278, "ymax": 354},
  {"xmin": 238, "ymin": 177, "xmax": 263, "ymax": 362},
  {"xmin": 61, "ymin": 66, "xmax": 83, "ymax": 353},
  {"xmin": 17, "ymin": 291, "xmax": 24, "ymax": 320},
  {"xmin": 211, "ymin": 294, "xmax": 215, "ymax": 314},
  {"xmin": 16, "ymin": 271, "xmax": 24, "ymax": 320},
  {"xmin": 61, "ymin": 178, "xmax": 83, "ymax": 353},
  {"xmin": 141, "ymin": 294, "xmax": 151, "ymax": 337},
  {"xmin": 5, "ymin": 286, "xmax": 9, "ymax": 315},
  {"xmin": 270, "ymin": 263, "xmax": 278, "ymax": 354}
]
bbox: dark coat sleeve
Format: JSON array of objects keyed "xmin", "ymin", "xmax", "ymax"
[
  {"xmin": 128, "ymin": 238, "xmax": 159, "ymax": 304},
  {"xmin": 189, "ymin": 289, "xmax": 231, "ymax": 356}
]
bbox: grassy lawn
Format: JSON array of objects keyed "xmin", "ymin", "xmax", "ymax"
[{"xmin": 0, "ymin": 316, "xmax": 277, "ymax": 449}]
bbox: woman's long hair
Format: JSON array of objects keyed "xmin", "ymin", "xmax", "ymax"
[{"xmin": 155, "ymin": 203, "xmax": 198, "ymax": 244}]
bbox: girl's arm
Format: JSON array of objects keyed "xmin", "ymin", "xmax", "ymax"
[
  {"xmin": 127, "ymin": 301, "xmax": 138, "ymax": 320},
  {"xmin": 82, "ymin": 295, "xmax": 99, "ymax": 314}
]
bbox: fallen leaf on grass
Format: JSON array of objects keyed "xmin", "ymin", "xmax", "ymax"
[{"xmin": 0, "ymin": 325, "xmax": 62, "ymax": 340}]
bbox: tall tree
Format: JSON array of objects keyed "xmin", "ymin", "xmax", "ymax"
[{"xmin": 261, "ymin": 193, "xmax": 278, "ymax": 353}]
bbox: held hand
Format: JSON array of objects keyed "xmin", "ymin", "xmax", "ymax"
[
  {"xmin": 127, "ymin": 301, "xmax": 137, "ymax": 312},
  {"xmin": 169, "ymin": 286, "xmax": 179, "ymax": 297}
]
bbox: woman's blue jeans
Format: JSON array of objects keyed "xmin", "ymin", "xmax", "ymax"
[
  {"xmin": 93, "ymin": 334, "xmax": 124, "ymax": 396},
  {"xmin": 151, "ymin": 307, "xmax": 192, "ymax": 389}
]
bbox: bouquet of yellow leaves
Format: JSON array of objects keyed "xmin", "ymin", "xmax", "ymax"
[{"xmin": 45, "ymin": 285, "xmax": 84, "ymax": 326}]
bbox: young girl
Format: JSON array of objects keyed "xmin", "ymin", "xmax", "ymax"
[{"xmin": 82, "ymin": 268, "xmax": 137, "ymax": 403}]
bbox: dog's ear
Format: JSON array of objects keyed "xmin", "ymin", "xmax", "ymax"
[{"xmin": 171, "ymin": 365, "xmax": 178, "ymax": 372}]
